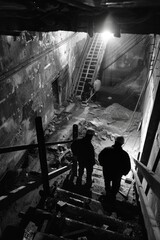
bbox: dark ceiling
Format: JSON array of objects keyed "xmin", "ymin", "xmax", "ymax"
[{"xmin": 1, "ymin": 0, "xmax": 160, "ymax": 35}]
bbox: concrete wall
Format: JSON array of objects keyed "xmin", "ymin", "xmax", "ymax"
[
  {"xmin": 101, "ymin": 34, "xmax": 149, "ymax": 85},
  {"xmin": 0, "ymin": 31, "xmax": 87, "ymax": 178},
  {"xmin": 99, "ymin": 34, "xmax": 150, "ymax": 110}
]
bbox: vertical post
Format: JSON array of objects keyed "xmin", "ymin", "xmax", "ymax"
[
  {"xmin": 35, "ymin": 116, "xmax": 50, "ymax": 196},
  {"xmin": 72, "ymin": 124, "xmax": 78, "ymax": 177},
  {"xmin": 73, "ymin": 124, "xmax": 78, "ymax": 140}
]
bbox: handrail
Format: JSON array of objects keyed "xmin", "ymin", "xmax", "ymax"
[
  {"xmin": 134, "ymin": 158, "xmax": 160, "ymax": 200},
  {"xmin": 132, "ymin": 157, "xmax": 160, "ymax": 240},
  {"xmin": 0, "ymin": 140, "xmax": 73, "ymax": 154},
  {"xmin": 132, "ymin": 168, "xmax": 160, "ymax": 240}
]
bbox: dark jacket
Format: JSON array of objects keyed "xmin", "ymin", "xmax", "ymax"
[
  {"xmin": 71, "ymin": 137, "xmax": 95, "ymax": 167},
  {"xmin": 98, "ymin": 144, "xmax": 131, "ymax": 178}
]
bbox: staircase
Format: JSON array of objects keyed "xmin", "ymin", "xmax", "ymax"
[
  {"xmin": 21, "ymin": 165, "xmax": 147, "ymax": 240},
  {"xmin": 72, "ymin": 33, "xmax": 107, "ymax": 100}
]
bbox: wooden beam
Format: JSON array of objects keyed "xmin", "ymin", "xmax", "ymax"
[
  {"xmin": 73, "ymin": 124, "xmax": 78, "ymax": 140},
  {"xmin": 132, "ymin": 169, "xmax": 160, "ymax": 240},
  {"xmin": 57, "ymin": 201, "xmax": 129, "ymax": 233},
  {"xmin": 35, "ymin": 117, "xmax": 50, "ymax": 196},
  {"xmin": 134, "ymin": 159, "xmax": 160, "ymax": 200},
  {"xmin": 71, "ymin": 124, "xmax": 78, "ymax": 177},
  {"xmin": 0, "ymin": 140, "xmax": 72, "ymax": 154}
]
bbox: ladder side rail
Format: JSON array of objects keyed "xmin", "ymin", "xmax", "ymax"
[
  {"xmin": 73, "ymin": 36, "xmax": 95, "ymax": 97},
  {"xmin": 91, "ymin": 40, "xmax": 107, "ymax": 84},
  {"xmin": 85, "ymin": 34, "xmax": 99, "ymax": 81},
  {"xmin": 71, "ymin": 35, "xmax": 91, "ymax": 97},
  {"xmin": 74, "ymin": 34, "xmax": 99, "ymax": 97}
]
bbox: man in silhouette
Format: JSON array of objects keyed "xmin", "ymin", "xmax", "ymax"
[
  {"xmin": 71, "ymin": 129, "xmax": 95, "ymax": 188},
  {"xmin": 98, "ymin": 136, "xmax": 131, "ymax": 200}
]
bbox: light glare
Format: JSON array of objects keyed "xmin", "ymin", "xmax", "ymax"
[{"xmin": 100, "ymin": 31, "xmax": 114, "ymax": 41}]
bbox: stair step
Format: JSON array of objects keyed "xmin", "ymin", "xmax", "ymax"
[
  {"xmin": 56, "ymin": 200, "xmax": 129, "ymax": 234},
  {"xmin": 56, "ymin": 187, "xmax": 104, "ymax": 213},
  {"xmin": 34, "ymin": 232, "xmax": 67, "ymax": 240},
  {"xmin": 62, "ymin": 217, "xmax": 131, "ymax": 240}
]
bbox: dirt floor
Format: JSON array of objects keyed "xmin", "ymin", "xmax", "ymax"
[{"xmin": 47, "ymin": 100, "xmax": 141, "ymax": 170}]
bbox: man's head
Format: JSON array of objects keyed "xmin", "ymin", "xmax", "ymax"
[
  {"xmin": 115, "ymin": 136, "xmax": 124, "ymax": 146},
  {"xmin": 85, "ymin": 128, "xmax": 95, "ymax": 140}
]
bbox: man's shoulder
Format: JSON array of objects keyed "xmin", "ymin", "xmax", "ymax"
[
  {"xmin": 99, "ymin": 146, "xmax": 113, "ymax": 157},
  {"xmin": 122, "ymin": 149, "xmax": 130, "ymax": 159},
  {"xmin": 101, "ymin": 146, "xmax": 113, "ymax": 152}
]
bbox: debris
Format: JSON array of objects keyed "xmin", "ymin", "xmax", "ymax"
[
  {"xmin": 111, "ymin": 212, "xmax": 117, "ymax": 218},
  {"xmin": 123, "ymin": 227, "xmax": 133, "ymax": 237},
  {"xmin": 101, "ymin": 224, "xmax": 109, "ymax": 230}
]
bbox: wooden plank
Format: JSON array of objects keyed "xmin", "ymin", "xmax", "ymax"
[
  {"xmin": 34, "ymin": 232, "xmax": 70, "ymax": 240},
  {"xmin": 64, "ymin": 217, "xmax": 131, "ymax": 240},
  {"xmin": 57, "ymin": 201, "xmax": 128, "ymax": 233},
  {"xmin": 134, "ymin": 159, "xmax": 160, "ymax": 200},
  {"xmin": 132, "ymin": 169, "xmax": 160, "ymax": 240},
  {"xmin": 56, "ymin": 188, "xmax": 127, "ymax": 229}
]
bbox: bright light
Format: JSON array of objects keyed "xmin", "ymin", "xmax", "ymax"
[{"xmin": 100, "ymin": 30, "xmax": 114, "ymax": 41}]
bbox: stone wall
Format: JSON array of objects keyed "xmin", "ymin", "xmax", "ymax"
[{"xmin": 0, "ymin": 31, "xmax": 87, "ymax": 177}]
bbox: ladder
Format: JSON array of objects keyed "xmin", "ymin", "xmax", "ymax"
[{"xmin": 72, "ymin": 33, "xmax": 107, "ymax": 99}]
